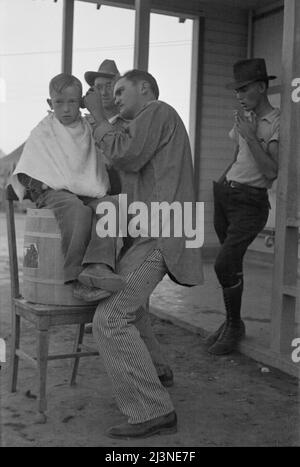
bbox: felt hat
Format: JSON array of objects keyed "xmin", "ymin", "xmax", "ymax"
[
  {"xmin": 226, "ymin": 58, "xmax": 276, "ymax": 90},
  {"xmin": 84, "ymin": 59, "xmax": 120, "ymax": 87}
]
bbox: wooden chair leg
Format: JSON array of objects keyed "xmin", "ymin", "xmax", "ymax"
[
  {"xmin": 9, "ymin": 310, "xmax": 20, "ymax": 393},
  {"xmin": 70, "ymin": 324, "xmax": 85, "ymax": 386},
  {"xmin": 36, "ymin": 329, "xmax": 49, "ymax": 423}
]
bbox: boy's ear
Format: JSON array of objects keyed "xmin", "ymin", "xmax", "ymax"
[{"xmin": 47, "ymin": 98, "xmax": 53, "ymax": 109}]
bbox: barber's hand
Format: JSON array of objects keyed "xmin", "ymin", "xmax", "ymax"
[
  {"xmin": 234, "ymin": 110, "xmax": 257, "ymax": 142},
  {"xmin": 84, "ymin": 87, "xmax": 106, "ymax": 124}
]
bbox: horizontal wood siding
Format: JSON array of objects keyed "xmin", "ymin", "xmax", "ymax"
[{"xmin": 196, "ymin": 11, "xmax": 248, "ymax": 248}]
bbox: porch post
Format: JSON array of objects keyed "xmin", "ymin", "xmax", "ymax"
[
  {"xmin": 189, "ymin": 16, "xmax": 204, "ymax": 196},
  {"xmin": 270, "ymin": 0, "xmax": 300, "ymax": 354},
  {"xmin": 61, "ymin": 0, "xmax": 74, "ymax": 74},
  {"xmin": 134, "ymin": 0, "xmax": 151, "ymax": 70}
]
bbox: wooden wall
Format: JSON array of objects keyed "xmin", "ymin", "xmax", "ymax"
[
  {"xmin": 253, "ymin": 9, "xmax": 284, "ymax": 231},
  {"xmin": 195, "ymin": 8, "xmax": 248, "ymax": 250}
]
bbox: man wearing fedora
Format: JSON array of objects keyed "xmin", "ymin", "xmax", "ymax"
[
  {"xmin": 206, "ymin": 58, "xmax": 280, "ymax": 355},
  {"xmin": 85, "ymin": 59, "xmax": 121, "ymax": 122}
]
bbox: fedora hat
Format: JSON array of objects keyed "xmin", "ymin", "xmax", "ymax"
[
  {"xmin": 84, "ymin": 59, "xmax": 120, "ymax": 87},
  {"xmin": 226, "ymin": 58, "xmax": 276, "ymax": 90}
]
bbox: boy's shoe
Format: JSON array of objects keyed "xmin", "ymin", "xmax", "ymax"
[
  {"xmin": 78, "ymin": 264, "xmax": 126, "ymax": 292},
  {"xmin": 106, "ymin": 411, "xmax": 177, "ymax": 439},
  {"xmin": 73, "ymin": 281, "xmax": 111, "ymax": 303}
]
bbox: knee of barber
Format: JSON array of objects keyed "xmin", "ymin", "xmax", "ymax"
[{"xmin": 92, "ymin": 304, "xmax": 122, "ymax": 336}]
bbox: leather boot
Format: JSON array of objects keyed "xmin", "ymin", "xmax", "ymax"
[
  {"xmin": 204, "ymin": 276, "xmax": 244, "ymax": 347},
  {"xmin": 208, "ymin": 280, "xmax": 245, "ymax": 355},
  {"xmin": 203, "ymin": 321, "xmax": 226, "ymax": 346}
]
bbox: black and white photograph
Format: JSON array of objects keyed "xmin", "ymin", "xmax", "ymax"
[{"xmin": 0, "ymin": 0, "xmax": 299, "ymax": 450}]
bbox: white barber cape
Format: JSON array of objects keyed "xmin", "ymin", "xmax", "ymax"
[{"xmin": 11, "ymin": 112, "xmax": 109, "ymax": 201}]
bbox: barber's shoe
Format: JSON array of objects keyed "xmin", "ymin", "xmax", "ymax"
[
  {"xmin": 159, "ymin": 367, "xmax": 174, "ymax": 388},
  {"xmin": 203, "ymin": 321, "xmax": 226, "ymax": 346},
  {"xmin": 73, "ymin": 281, "xmax": 111, "ymax": 303},
  {"xmin": 106, "ymin": 411, "xmax": 177, "ymax": 439},
  {"xmin": 208, "ymin": 320, "xmax": 245, "ymax": 355},
  {"xmin": 78, "ymin": 264, "xmax": 126, "ymax": 292}
]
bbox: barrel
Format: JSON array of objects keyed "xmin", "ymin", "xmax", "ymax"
[{"xmin": 22, "ymin": 208, "xmax": 84, "ymax": 306}]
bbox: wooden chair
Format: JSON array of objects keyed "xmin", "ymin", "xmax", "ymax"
[{"xmin": 5, "ymin": 186, "xmax": 99, "ymax": 423}]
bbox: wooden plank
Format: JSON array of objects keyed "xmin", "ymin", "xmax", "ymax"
[
  {"xmin": 202, "ymin": 84, "xmax": 234, "ymax": 98},
  {"xmin": 282, "ymin": 285, "xmax": 299, "ymax": 298},
  {"xmin": 201, "ymin": 95, "xmax": 235, "ymax": 108},
  {"xmin": 200, "ymin": 157, "xmax": 232, "ymax": 169},
  {"xmin": 205, "ymin": 18, "xmax": 247, "ymax": 34},
  {"xmin": 61, "ymin": 0, "xmax": 74, "ymax": 74},
  {"xmin": 199, "ymin": 4, "xmax": 248, "ymax": 24},
  {"xmin": 202, "ymin": 119, "xmax": 233, "ymax": 130},
  {"xmin": 15, "ymin": 349, "xmax": 37, "ymax": 367},
  {"xmin": 203, "ymin": 52, "xmax": 246, "ymax": 66},
  {"xmin": 79, "ymin": 0, "xmax": 248, "ymax": 22},
  {"xmin": 202, "ymin": 63, "xmax": 239, "ymax": 79},
  {"xmin": 201, "ymin": 107, "xmax": 237, "ymax": 120},
  {"xmin": 5, "ymin": 199, "xmax": 20, "ymax": 299},
  {"xmin": 47, "ymin": 351, "xmax": 98, "ymax": 360},
  {"xmin": 205, "ymin": 29, "xmax": 248, "ymax": 47},
  {"xmin": 134, "ymin": 0, "xmax": 150, "ymax": 70},
  {"xmin": 204, "ymin": 41, "xmax": 247, "ymax": 57},
  {"xmin": 254, "ymin": 1, "xmax": 284, "ymax": 20},
  {"xmin": 270, "ymin": 0, "xmax": 300, "ymax": 354},
  {"xmin": 189, "ymin": 16, "xmax": 205, "ymax": 197},
  {"xmin": 286, "ymin": 217, "xmax": 300, "ymax": 227}
]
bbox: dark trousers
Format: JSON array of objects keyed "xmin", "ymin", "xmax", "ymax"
[
  {"xmin": 213, "ymin": 181, "xmax": 269, "ymax": 288},
  {"xmin": 36, "ymin": 189, "xmax": 119, "ymax": 283}
]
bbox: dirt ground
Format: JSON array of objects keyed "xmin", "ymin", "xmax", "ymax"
[{"xmin": 0, "ymin": 277, "xmax": 299, "ymax": 448}]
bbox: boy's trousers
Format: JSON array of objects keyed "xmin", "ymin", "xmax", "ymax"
[{"xmin": 36, "ymin": 189, "xmax": 119, "ymax": 283}]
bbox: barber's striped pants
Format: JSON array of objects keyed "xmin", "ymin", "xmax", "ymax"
[{"xmin": 92, "ymin": 249, "xmax": 174, "ymax": 424}]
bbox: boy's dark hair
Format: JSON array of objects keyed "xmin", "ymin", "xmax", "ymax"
[
  {"xmin": 121, "ymin": 69, "xmax": 159, "ymax": 99},
  {"xmin": 49, "ymin": 73, "xmax": 82, "ymax": 96}
]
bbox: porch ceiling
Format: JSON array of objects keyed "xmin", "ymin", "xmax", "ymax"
[{"xmin": 78, "ymin": 0, "xmax": 282, "ymax": 16}]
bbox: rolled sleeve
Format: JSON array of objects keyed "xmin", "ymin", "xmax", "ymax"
[{"xmin": 93, "ymin": 102, "xmax": 173, "ymax": 173}]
